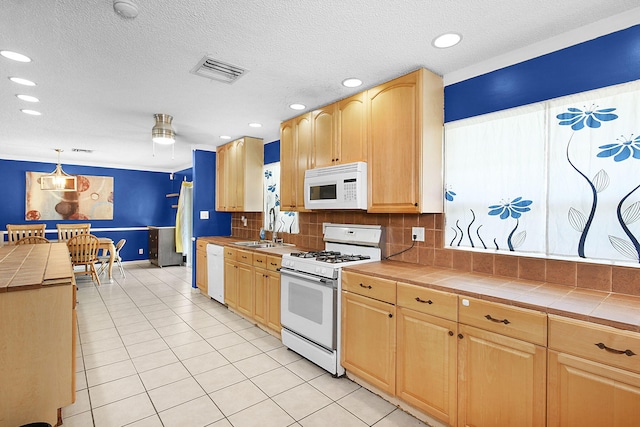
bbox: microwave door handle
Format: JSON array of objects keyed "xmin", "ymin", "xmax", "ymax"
[{"xmin": 280, "ymin": 269, "xmax": 334, "ymax": 286}]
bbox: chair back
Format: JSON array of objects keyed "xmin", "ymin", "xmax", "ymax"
[
  {"xmin": 6, "ymin": 224, "xmax": 46, "ymax": 245},
  {"xmin": 67, "ymin": 234, "xmax": 100, "ymax": 264},
  {"xmin": 115, "ymin": 238, "xmax": 126, "ymax": 252},
  {"xmin": 16, "ymin": 236, "xmax": 50, "ymax": 245},
  {"xmin": 57, "ymin": 223, "xmax": 91, "ymax": 242}
]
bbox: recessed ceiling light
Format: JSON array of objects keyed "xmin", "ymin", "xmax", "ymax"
[
  {"xmin": 220, "ymin": 135, "xmax": 231, "ymax": 140},
  {"xmin": 21, "ymin": 109, "xmax": 41, "ymax": 116},
  {"xmin": 248, "ymin": 123, "xmax": 262, "ymax": 128},
  {"xmin": 9, "ymin": 77, "xmax": 36, "ymax": 86},
  {"xmin": 342, "ymin": 78, "xmax": 362, "ymax": 88},
  {"xmin": 1, "ymin": 50, "xmax": 31, "ymax": 62},
  {"xmin": 16, "ymin": 94, "xmax": 39, "ymax": 103},
  {"xmin": 289, "ymin": 103, "xmax": 306, "ymax": 110},
  {"xmin": 432, "ymin": 33, "xmax": 462, "ymax": 48}
]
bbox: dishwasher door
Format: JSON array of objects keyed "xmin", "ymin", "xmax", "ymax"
[{"xmin": 206, "ymin": 244, "xmax": 224, "ymax": 303}]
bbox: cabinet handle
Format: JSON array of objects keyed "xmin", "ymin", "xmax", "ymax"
[
  {"xmin": 485, "ymin": 314, "xmax": 510, "ymax": 325},
  {"xmin": 595, "ymin": 343, "xmax": 637, "ymax": 357},
  {"xmin": 448, "ymin": 331, "xmax": 454, "ymax": 336},
  {"xmin": 276, "ymin": 268, "xmax": 281, "ymax": 272},
  {"xmin": 458, "ymin": 333, "xmax": 464, "ymax": 339},
  {"xmin": 257, "ymin": 259, "xmax": 263, "ymax": 263},
  {"xmin": 414, "ymin": 203, "xmax": 418, "ymax": 207},
  {"xmin": 388, "ymin": 313, "xmax": 393, "ymax": 318},
  {"xmin": 359, "ymin": 283, "xmax": 372, "ymax": 289},
  {"xmin": 415, "ymin": 297, "xmax": 433, "ymax": 304},
  {"xmin": 270, "ymin": 262, "xmax": 278, "ymax": 266}
]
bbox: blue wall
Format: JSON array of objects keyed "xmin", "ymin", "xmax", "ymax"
[
  {"xmin": 0, "ymin": 158, "xmax": 175, "ymax": 261},
  {"xmin": 445, "ymin": 24, "xmax": 640, "ymax": 122},
  {"xmin": 264, "ymin": 140, "xmax": 280, "ymax": 165}
]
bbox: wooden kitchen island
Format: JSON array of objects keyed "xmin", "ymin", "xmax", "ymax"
[{"xmin": 0, "ymin": 243, "xmax": 76, "ymax": 427}]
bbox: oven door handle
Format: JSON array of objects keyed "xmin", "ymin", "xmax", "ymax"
[{"xmin": 280, "ymin": 269, "xmax": 335, "ymax": 286}]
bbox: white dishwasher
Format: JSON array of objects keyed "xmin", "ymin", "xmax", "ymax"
[{"xmin": 206, "ymin": 244, "xmax": 224, "ymax": 303}]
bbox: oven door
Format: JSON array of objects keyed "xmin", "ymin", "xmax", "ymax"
[{"xmin": 280, "ymin": 269, "xmax": 337, "ymax": 350}]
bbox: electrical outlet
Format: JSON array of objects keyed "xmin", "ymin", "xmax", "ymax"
[
  {"xmin": 138, "ymin": 248, "xmax": 144, "ymax": 255},
  {"xmin": 411, "ymin": 227, "xmax": 425, "ymax": 242}
]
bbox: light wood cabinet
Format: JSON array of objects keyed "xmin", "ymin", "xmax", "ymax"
[
  {"xmin": 336, "ymin": 92, "xmax": 367, "ymax": 165},
  {"xmin": 341, "ymin": 290, "xmax": 396, "ymax": 394},
  {"xmin": 253, "ymin": 255, "xmax": 282, "ymax": 334},
  {"xmin": 215, "ymin": 136, "xmax": 263, "ymax": 212},
  {"xmin": 234, "ymin": 250, "xmax": 254, "ymax": 318},
  {"xmin": 224, "ymin": 247, "xmax": 238, "ymax": 309},
  {"xmin": 280, "ymin": 114, "xmax": 312, "ymax": 211},
  {"xmin": 458, "ymin": 297, "xmax": 547, "ymax": 427},
  {"xmin": 196, "ymin": 239, "xmax": 208, "ymax": 296},
  {"xmin": 312, "ymin": 104, "xmax": 337, "ymax": 168},
  {"xmin": 367, "ymin": 68, "xmax": 443, "ymax": 213},
  {"xmin": 547, "ymin": 315, "xmax": 640, "ymax": 427}
]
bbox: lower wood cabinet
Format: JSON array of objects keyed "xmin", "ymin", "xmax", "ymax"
[
  {"xmin": 254, "ymin": 264, "xmax": 281, "ymax": 334},
  {"xmin": 235, "ymin": 251, "xmax": 254, "ymax": 318},
  {"xmin": 396, "ymin": 307, "xmax": 457, "ymax": 426},
  {"xmin": 341, "ymin": 290, "xmax": 396, "ymax": 394},
  {"xmin": 224, "ymin": 247, "xmax": 238, "ymax": 309},
  {"xmin": 195, "ymin": 240, "xmax": 207, "ymax": 296}
]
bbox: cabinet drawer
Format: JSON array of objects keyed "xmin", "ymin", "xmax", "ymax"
[
  {"xmin": 224, "ymin": 247, "xmax": 237, "ymax": 261},
  {"xmin": 253, "ymin": 253, "xmax": 267, "ymax": 268},
  {"xmin": 549, "ymin": 315, "xmax": 640, "ymax": 374},
  {"xmin": 266, "ymin": 256, "xmax": 281, "ymax": 272},
  {"xmin": 196, "ymin": 239, "xmax": 208, "ymax": 251},
  {"xmin": 458, "ymin": 296, "xmax": 547, "ymax": 346},
  {"xmin": 397, "ymin": 282, "xmax": 457, "ymax": 321},
  {"xmin": 237, "ymin": 249, "xmax": 253, "ymax": 265},
  {"xmin": 342, "ymin": 271, "xmax": 396, "ymax": 304}
]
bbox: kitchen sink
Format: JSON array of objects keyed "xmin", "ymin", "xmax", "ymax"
[{"xmin": 233, "ymin": 241, "xmax": 295, "ymax": 249}]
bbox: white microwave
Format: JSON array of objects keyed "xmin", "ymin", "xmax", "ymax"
[{"xmin": 304, "ymin": 162, "xmax": 367, "ymax": 210}]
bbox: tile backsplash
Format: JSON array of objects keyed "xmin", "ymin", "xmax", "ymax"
[{"xmin": 231, "ymin": 211, "xmax": 640, "ymax": 297}]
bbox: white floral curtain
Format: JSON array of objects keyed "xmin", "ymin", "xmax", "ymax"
[
  {"xmin": 445, "ymin": 79, "xmax": 640, "ymax": 265},
  {"xmin": 263, "ymin": 163, "xmax": 299, "ymax": 234}
]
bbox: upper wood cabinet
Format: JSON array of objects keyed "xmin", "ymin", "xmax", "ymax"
[
  {"xmin": 311, "ymin": 104, "xmax": 336, "ymax": 168},
  {"xmin": 215, "ymin": 136, "xmax": 263, "ymax": 212},
  {"xmin": 367, "ymin": 68, "xmax": 443, "ymax": 213},
  {"xmin": 280, "ymin": 114, "xmax": 311, "ymax": 211}
]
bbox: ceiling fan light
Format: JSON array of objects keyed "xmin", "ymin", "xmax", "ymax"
[{"xmin": 152, "ymin": 114, "xmax": 175, "ymax": 144}]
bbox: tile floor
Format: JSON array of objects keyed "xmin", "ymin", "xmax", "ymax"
[{"xmin": 63, "ymin": 263, "xmax": 430, "ymax": 427}]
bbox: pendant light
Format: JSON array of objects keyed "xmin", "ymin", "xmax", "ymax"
[
  {"xmin": 40, "ymin": 149, "xmax": 77, "ymax": 191},
  {"xmin": 152, "ymin": 113, "xmax": 175, "ymax": 158}
]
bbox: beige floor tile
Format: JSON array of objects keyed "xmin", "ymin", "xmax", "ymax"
[
  {"xmin": 162, "ymin": 330, "xmax": 203, "ymax": 347},
  {"xmin": 93, "ymin": 392, "xmax": 156, "ymax": 427},
  {"xmin": 59, "ymin": 408, "xmax": 93, "ymax": 426},
  {"xmin": 155, "ymin": 321, "xmax": 194, "ymax": 337},
  {"xmin": 126, "ymin": 337, "xmax": 170, "ymax": 358},
  {"xmin": 81, "ymin": 336, "xmax": 124, "ymax": 356},
  {"xmin": 181, "ymin": 350, "xmax": 230, "ymax": 376},
  {"xmin": 115, "ymin": 320, "xmax": 154, "ymax": 336},
  {"xmin": 139, "ymin": 361, "xmax": 191, "ymax": 390},
  {"xmin": 285, "ymin": 358, "xmax": 326, "ymax": 381},
  {"xmin": 125, "ymin": 414, "xmax": 164, "ymax": 426},
  {"xmin": 251, "ymin": 334, "xmax": 284, "ymax": 352},
  {"xmin": 195, "ymin": 364, "xmax": 246, "ymax": 393},
  {"xmin": 89, "ymin": 374, "xmax": 146, "ymax": 408},
  {"xmin": 149, "ymin": 314, "xmax": 185, "ymax": 328},
  {"xmin": 147, "ymin": 377, "xmax": 206, "ymax": 412},
  {"xmin": 79, "ymin": 326, "xmax": 119, "ymax": 344},
  {"xmin": 109, "ymin": 306, "xmax": 143, "ymax": 319},
  {"xmin": 218, "ymin": 341, "xmax": 262, "ymax": 362},
  {"xmin": 113, "ymin": 313, "xmax": 148, "ymax": 327},
  {"xmin": 209, "ymin": 379, "xmax": 268, "ymax": 416},
  {"xmin": 206, "ymin": 332, "xmax": 248, "ymax": 352},
  {"xmin": 78, "ymin": 318, "xmax": 115, "ymax": 333},
  {"xmin": 208, "ymin": 419, "xmax": 233, "ymax": 427},
  {"xmin": 62, "ymin": 388, "xmax": 91, "ymax": 417},
  {"xmin": 308, "ymin": 373, "xmax": 361, "ymax": 401},
  {"xmin": 197, "ymin": 323, "xmax": 233, "ymax": 339},
  {"xmin": 120, "ymin": 328, "xmax": 161, "ymax": 346},
  {"xmin": 214, "ymin": 311, "xmax": 243, "ymax": 323},
  {"xmin": 233, "ymin": 353, "xmax": 282, "ymax": 377},
  {"xmin": 228, "ymin": 399, "xmax": 295, "ymax": 427},
  {"xmin": 252, "ymin": 366, "xmax": 305, "ymax": 397},
  {"xmin": 187, "ymin": 315, "xmax": 223, "ymax": 329},
  {"xmin": 75, "ymin": 371, "xmax": 87, "ymax": 391},
  {"xmin": 236, "ymin": 326, "xmax": 270, "ymax": 340},
  {"xmin": 158, "ymin": 395, "xmax": 224, "ymax": 427},
  {"xmin": 225, "ymin": 318, "xmax": 255, "ymax": 331},
  {"xmin": 337, "ymin": 387, "xmax": 396, "ymax": 425},
  {"xmin": 143, "ymin": 308, "xmax": 175, "ymax": 320},
  {"xmin": 83, "ymin": 347, "xmax": 130, "ymax": 370},
  {"xmin": 266, "ymin": 346, "xmax": 302, "ymax": 365},
  {"xmin": 172, "ymin": 339, "xmax": 215, "ymax": 360},
  {"xmin": 298, "ymin": 402, "xmax": 367, "ymax": 427},
  {"xmin": 374, "ymin": 408, "xmax": 431, "ymax": 427},
  {"xmin": 131, "ymin": 348, "xmax": 179, "ymax": 373},
  {"xmin": 138, "ymin": 302, "xmax": 169, "ymax": 313},
  {"xmin": 272, "ymin": 383, "xmax": 333, "ymax": 420},
  {"xmin": 86, "ymin": 359, "xmax": 137, "ymax": 387}
]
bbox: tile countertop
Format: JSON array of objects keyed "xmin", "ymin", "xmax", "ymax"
[
  {"xmin": 197, "ymin": 236, "xmax": 312, "ymax": 256},
  {"xmin": 344, "ymin": 260, "xmax": 640, "ymax": 333}
]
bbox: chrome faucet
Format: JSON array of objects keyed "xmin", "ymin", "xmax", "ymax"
[{"xmin": 269, "ymin": 207, "xmax": 277, "ymax": 242}]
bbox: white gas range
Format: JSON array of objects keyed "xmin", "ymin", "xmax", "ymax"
[{"xmin": 280, "ymin": 223, "xmax": 384, "ymax": 376}]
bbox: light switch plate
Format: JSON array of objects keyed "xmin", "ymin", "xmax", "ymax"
[
  {"xmin": 200, "ymin": 210, "xmax": 209, "ymax": 220},
  {"xmin": 411, "ymin": 227, "xmax": 425, "ymax": 242}
]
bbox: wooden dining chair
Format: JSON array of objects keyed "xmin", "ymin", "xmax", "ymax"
[
  {"xmin": 57, "ymin": 223, "xmax": 91, "ymax": 242},
  {"xmin": 67, "ymin": 234, "xmax": 101, "ymax": 286},
  {"xmin": 6, "ymin": 223, "xmax": 46, "ymax": 245},
  {"xmin": 15, "ymin": 236, "xmax": 50, "ymax": 245}
]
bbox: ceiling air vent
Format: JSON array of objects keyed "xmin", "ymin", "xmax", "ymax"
[
  {"xmin": 190, "ymin": 56, "xmax": 247, "ymax": 84},
  {"xmin": 72, "ymin": 148, "xmax": 93, "ymax": 153}
]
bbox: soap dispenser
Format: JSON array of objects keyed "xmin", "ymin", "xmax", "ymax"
[{"xmin": 259, "ymin": 227, "xmax": 266, "ymax": 241}]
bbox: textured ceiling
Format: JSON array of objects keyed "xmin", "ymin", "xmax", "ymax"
[{"xmin": 1, "ymin": 0, "xmax": 639, "ymax": 171}]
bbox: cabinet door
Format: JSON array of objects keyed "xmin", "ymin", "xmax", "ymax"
[
  {"xmin": 312, "ymin": 104, "xmax": 336, "ymax": 168},
  {"xmin": 236, "ymin": 262, "xmax": 254, "ymax": 318},
  {"xmin": 295, "ymin": 113, "xmax": 312, "ymax": 210},
  {"xmin": 341, "ymin": 291, "xmax": 396, "ymax": 394},
  {"xmin": 233, "ymin": 138, "xmax": 246, "ymax": 211},
  {"xmin": 266, "ymin": 270, "xmax": 281, "ymax": 332},
  {"xmin": 196, "ymin": 246, "xmax": 207, "ymax": 295},
  {"xmin": 548, "ymin": 350, "xmax": 640, "ymax": 427},
  {"xmin": 226, "ymin": 140, "xmax": 239, "ymax": 211},
  {"xmin": 457, "ymin": 324, "xmax": 546, "ymax": 427},
  {"xmin": 254, "ymin": 268, "xmax": 267, "ymax": 326},
  {"xmin": 280, "ymin": 119, "xmax": 296, "ymax": 210},
  {"xmin": 367, "ymin": 71, "xmax": 420, "ymax": 213},
  {"xmin": 337, "ymin": 92, "xmax": 367, "ymax": 165},
  {"xmin": 224, "ymin": 260, "xmax": 238, "ymax": 309},
  {"xmin": 397, "ymin": 308, "xmax": 457, "ymax": 426},
  {"xmin": 215, "ymin": 144, "xmax": 227, "ymax": 211}
]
